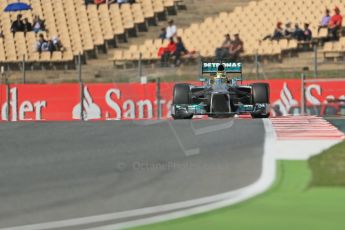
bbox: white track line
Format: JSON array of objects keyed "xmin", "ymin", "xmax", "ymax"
[
  {"xmin": 1, "ymin": 120, "xmax": 276, "ymax": 230},
  {"xmin": 275, "ymin": 139, "xmax": 342, "ymax": 160},
  {"xmin": 85, "ymin": 117, "xmax": 344, "ymax": 229},
  {"xmin": 83, "ymin": 119, "xmax": 277, "ymax": 230},
  {"xmin": 9, "ymin": 117, "xmax": 340, "ymax": 230}
]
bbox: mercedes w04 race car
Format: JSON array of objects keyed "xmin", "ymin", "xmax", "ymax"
[{"xmin": 171, "ymin": 61, "xmax": 270, "ymax": 119}]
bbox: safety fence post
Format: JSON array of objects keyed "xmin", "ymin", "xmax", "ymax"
[
  {"xmin": 6, "ymin": 84, "xmax": 10, "ymax": 121},
  {"xmin": 138, "ymin": 52, "xmax": 143, "ymax": 80},
  {"xmin": 78, "ymin": 53, "xmax": 84, "ymax": 121},
  {"xmin": 22, "ymin": 54, "xmax": 26, "ymax": 84},
  {"xmin": 156, "ymin": 78, "xmax": 161, "ymax": 120},
  {"xmin": 255, "ymin": 51, "xmax": 259, "ymax": 80},
  {"xmin": 198, "ymin": 55, "xmax": 202, "ymax": 78},
  {"xmin": 313, "ymin": 44, "xmax": 318, "ymax": 78},
  {"xmin": 301, "ymin": 73, "xmax": 306, "ymax": 116},
  {"xmin": 5, "ymin": 67, "xmax": 10, "ymax": 122}
]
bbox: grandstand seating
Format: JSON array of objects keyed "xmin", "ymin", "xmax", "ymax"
[
  {"xmin": 0, "ymin": 0, "xmax": 344, "ymax": 68},
  {"xmin": 323, "ymin": 37, "xmax": 345, "ymax": 60},
  {"xmin": 113, "ymin": 0, "xmax": 345, "ymax": 65},
  {"xmin": 0, "ymin": 0, "xmax": 181, "ymax": 67}
]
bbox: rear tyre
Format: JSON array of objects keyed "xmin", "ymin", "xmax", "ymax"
[
  {"xmin": 251, "ymin": 83, "xmax": 270, "ymax": 119},
  {"xmin": 172, "ymin": 84, "xmax": 193, "ymax": 120}
]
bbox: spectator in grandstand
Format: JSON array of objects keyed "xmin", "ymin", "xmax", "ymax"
[
  {"xmin": 166, "ymin": 20, "xmax": 177, "ymax": 39},
  {"xmin": 263, "ymin": 22, "xmax": 283, "ymax": 41},
  {"xmin": 318, "ymin": 9, "xmax": 331, "ymax": 33},
  {"xmin": 159, "ymin": 28, "xmax": 166, "ymax": 42},
  {"xmin": 215, "ymin": 34, "xmax": 232, "ymax": 60},
  {"xmin": 116, "ymin": 0, "xmax": 134, "ymax": 5},
  {"xmin": 173, "ymin": 36, "xmax": 188, "ymax": 66},
  {"xmin": 107, "ymin": 0, "xmax": 117, "ymax": 4},
  {"xmin": 23, "ymin": 18, "xmax": 33, "ymax": 33},
  {"xmin": 94, "ymin": 0, "xmax": 105, "ymax": 5},
  {"xmin": 272, "ymin": 22, "xmax": 284, "ymax": 40},
  {"xmin": 11, "ymin": 14, "xmax": 24, "ymax": 35},
  {"xmin": 303, "ymin": 23, "xmax": 312, "ymax": 41},
  {"xmin": 284, "ymin": 22, "xmax": 294, "ymax": 39},
  {"xmin": 229, "ymin": 34, "xmax": 243, "ymax": 61},
  {"xmin": 159, "ymin": 37, "xmax": 176, "ymax": 67},
  {"xmin": 35, "ymin": 34, "xmax": 47, "ymax": 53},
  {"xmin": 111, "ymin": 0, "xmax": 135, "ymax": 5},
  {"xmin": 328, "ymin": 6, "xmax": 343, "ymax": 41},
  {"xmin": 292, "ymin": 23, "xmax": 304, "ymax": 41},
  {"xmin": 52, "ymin": 36, "xmax": 65, "ymax": 52},
  {"xmin": 85, "ymin": 0, "xmax": 94, "ymax": 5},
  {"xmin": 33, "ymin": 15, "xmax": 45, "ymax": 33},
  {"xmin": 46, "ymin": 40, "xmax": 55, "ymax": 54},
  {"xmin": 36, "ymin": 34, "xmax": 53, "ymax": 53}
]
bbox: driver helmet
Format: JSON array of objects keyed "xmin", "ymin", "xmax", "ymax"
[
  {"xmin": 215, "ymin": 71, "xmax": 226, "ymax": 79},
  {"xmin": 214, "ymin": 71, "xmax": 227, "ymax": 85}
]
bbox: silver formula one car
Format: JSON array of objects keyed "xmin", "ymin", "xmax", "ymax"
[{"xmin": 171, "ymin": 61, "xmax": 270, "ymax": 119}]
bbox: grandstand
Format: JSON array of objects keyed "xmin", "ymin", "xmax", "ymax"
[
  {"xmin": 0, "ymin": 0, "xmax": 344, "ymax": 82},
  {"xmin": 0, "ymin": 0, "xmax": 182, "ymax": 69},
  {"xmin": 113, "ymin": 0, "xmax": 345, "ymax": 66}
]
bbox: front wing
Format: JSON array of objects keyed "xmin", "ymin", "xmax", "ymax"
[{"xmin": 171, "ymin": 103, "xmax": 270, "ymax": 116}]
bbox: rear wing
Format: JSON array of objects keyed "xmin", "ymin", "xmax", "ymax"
[{"xmin": 202, "ymin": 61, "xmax": 242, "ymax": 74}]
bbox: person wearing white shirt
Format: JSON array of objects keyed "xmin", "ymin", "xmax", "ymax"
[{"xmin": 166, "ymin": 20, "xmax": 177, "ymax": 39}]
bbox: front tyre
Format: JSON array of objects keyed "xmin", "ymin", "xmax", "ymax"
[
  {"xmin": 251, "ymin": 112, "xmax": 270, "ymax": 119},
  {"xmin": 172, "ymin": 84, "xmax": 193, "ymax": 120},
  {"xmin": 251, "ymin": 83, "xmax": 270, "ymax": 119},
  {"xmin": 173, "ymin": 84, "xmax": 191, "ymax": 104},
  {"xmin": 172, "ymin": 114, "xmax": 194, "ymax": 120}
]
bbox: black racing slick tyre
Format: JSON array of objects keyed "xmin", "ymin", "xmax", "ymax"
[
  {"xmin": 172, "ymin": 84, "xmax": 193, "ymax": 120},
  {"xmin": 172, "ymin": 114, "xmax": 194, "ymax": 120},
  {"xmin": 251, "ymin": 113, "xmax": 270, "ymax": 119},
  {"xmin": 251, "ymin": 83, "xmax": 270, "ymax": 119},
  {"xmin": 252, "ymin": 83, "xmax": 269, "ymax": 104},
  {"xmin": 173, "ymin": 84, "xmax": 191, "ymax": 104}
]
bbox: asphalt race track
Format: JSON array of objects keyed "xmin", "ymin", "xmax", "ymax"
[{"xmin": 0, "ymin": 119, "xmax": 265, "ymax": 229}]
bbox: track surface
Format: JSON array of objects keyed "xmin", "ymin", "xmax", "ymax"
[{"xmin": 0, "ymin": 120, "xmax": 265, "ymax": 229}]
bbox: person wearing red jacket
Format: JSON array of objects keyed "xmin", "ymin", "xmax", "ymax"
[
  {"xmin": 329, "ymin": 6, "xmax": 343, "ymax": 40},
  {"xmin": 159, "ymin": 37, "xmax": 176, "ymax": 67},
  {"xmin": 94, "ymin": 0, "xmax": 105, "ymax": 4}
]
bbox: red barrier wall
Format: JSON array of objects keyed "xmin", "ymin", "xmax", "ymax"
[{"xmin": 0, "ymin": 79, "xmax": 344, "ymax": 121}]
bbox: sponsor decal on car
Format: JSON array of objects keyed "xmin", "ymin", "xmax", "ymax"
[{"xmin": 202, "ymin": 62, "xmax": 242, "ymax": 73}]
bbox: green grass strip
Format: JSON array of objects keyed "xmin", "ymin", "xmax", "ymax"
[
  {"xmin": 310, "ymin": 141, "xmax": 345, "ymax": 186},
  {"xmin": 134, "ymin": 160, "xmax": 345, "ymax": 230}
]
